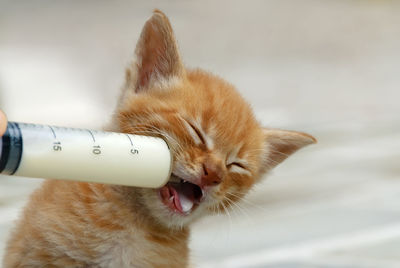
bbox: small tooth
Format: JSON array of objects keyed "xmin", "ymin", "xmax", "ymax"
[{"xmin": 169, "ymin": 196, "xmax": 174, "ymax": 202}]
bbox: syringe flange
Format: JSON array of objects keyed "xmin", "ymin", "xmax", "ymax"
[{"xmin": 0, "ymin": 122, "xmax": 23, "ymax": 175}]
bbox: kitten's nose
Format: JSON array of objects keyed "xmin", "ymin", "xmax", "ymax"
[{"xmin": 201, "ymin": 164, "xmax": 222, "ymax": 187}]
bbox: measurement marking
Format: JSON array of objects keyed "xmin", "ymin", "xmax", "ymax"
[
  {"xmin": 87, "ymin": 130, "xmax": 96, "ymax": 142},
  {"xmin": 126, "ymin": 134, "xmax": 133, "ymax": 146},
  {"xmin": 49, "ymin": 126, "xmax": 57, "ymax": 139}
]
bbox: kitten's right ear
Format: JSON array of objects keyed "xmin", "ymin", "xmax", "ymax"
[
  {"xmin": 127, "ymin": 9, "xmax": 185, "ymax": 93},
  {"xmin": 262, "ymin": 128, "xmax": 316, "ymax": 172}
]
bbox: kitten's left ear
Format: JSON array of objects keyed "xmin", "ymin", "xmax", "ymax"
[
  {"xmin": 128, "ymin": 9, "xmax": 185, "ymax": 92},
  {"xmin": 262, "ymin": 128, "xmax": 316, "ymax": 171}
]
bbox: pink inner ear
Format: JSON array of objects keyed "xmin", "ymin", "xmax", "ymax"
[
  {"xmin": 262, "ymin": 129, "xmax": 316, "ymax": 170},
  {"xmin": 137, "ymin": 63, "xmax": 154, "ymax": 91},
  {"xmin": 134, "ymin": 11, "xmax": 185, "ymax": 93},
  {"xmin": 136, "ymin": 22, "xmax": 167, "ymax": 91}
]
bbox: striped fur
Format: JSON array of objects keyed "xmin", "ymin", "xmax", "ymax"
[{"xmin": 3, "ymin": 10, "xmax": 315, "ymax": 267}]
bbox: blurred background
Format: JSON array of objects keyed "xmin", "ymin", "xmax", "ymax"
[{"xmin": 1, "ymin": 0, "xmax": 399, "ymax": 267}]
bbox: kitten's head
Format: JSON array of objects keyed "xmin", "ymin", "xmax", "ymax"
[{"xmin": 114, "ymin": 10, "xmax": 316, "ymax": 228}]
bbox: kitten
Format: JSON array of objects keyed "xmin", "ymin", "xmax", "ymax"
[{"xmin": 3, "ymin": 10, "xmax": 316, "ymax": 268}]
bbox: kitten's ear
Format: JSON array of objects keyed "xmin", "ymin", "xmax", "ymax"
[
  {"xmin": 262, "ymin": 128, "xmax": 316, "ymax": 170},
  {"xmin": 129, "ymin": 9, "xmax": 184, "ymax": 92}
]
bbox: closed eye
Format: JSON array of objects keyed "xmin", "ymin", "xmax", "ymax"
[
  {"xmin": 186, "ymin": 120, "xmax": 206, "ymax": 145},
  {"xmin": 227, "ymin": 162, "xmax": 247, "ymax": 170}
]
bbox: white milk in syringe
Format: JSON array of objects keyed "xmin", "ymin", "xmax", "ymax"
[{"xmin": 0, "ymin": 122, "xmax": 172, "ymax": 188}]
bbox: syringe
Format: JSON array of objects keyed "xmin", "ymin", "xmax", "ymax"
[{"xmin": 0, "ymin": 122, "xmax": 172, "ymax": 188}]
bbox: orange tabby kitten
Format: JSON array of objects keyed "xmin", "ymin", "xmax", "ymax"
[{"xmin": 3, "ymin": 10, "xmax": 315, "ymax": 268}]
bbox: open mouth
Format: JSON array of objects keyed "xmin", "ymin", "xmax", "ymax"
[{"xmin": 159, "ymin": 174, "xmax": 203, "ymax": 215}]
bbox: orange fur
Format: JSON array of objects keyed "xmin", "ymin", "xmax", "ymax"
[{"xmin": 3, "ymin": 10, "xmax": 315, "ymax": 267}]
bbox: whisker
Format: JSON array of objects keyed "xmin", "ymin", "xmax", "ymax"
[
  {"xmin": 224, "ymin": 196, "xmax": 250, "ymax": 219},
  {"xmin": 127, "ymin": 123, "xmax": 183, "ymax": 153},
  {"xmin": 226, "ymin": 191, "xmax": 269, "ymax": 213},
  {"xmin": 141, "ymin": 124, "xmax": 183, "ymax": 152},
  {"xmin": 220, "ymin": 201, "xmax": 233, "ymax": 235},
  {"xmin": 223, "ymin": 198, "xmax": 238, "ymax": 218}
]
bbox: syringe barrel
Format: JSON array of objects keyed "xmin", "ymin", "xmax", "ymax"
[{"xmin": 0, "ymin": 122, "xmax": 173, "ymax": 188}]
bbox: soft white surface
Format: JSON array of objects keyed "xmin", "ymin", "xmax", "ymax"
[{"xmin": 1, "ymin": 1, "xmax": 399, "ymax": 267}]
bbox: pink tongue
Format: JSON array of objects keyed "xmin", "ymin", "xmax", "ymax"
[
  {"xmin": 160, "ymin": 184, "xmax": 194, "ymax": 214},
  {"xmin": 169, "ymin": 186, "xmax": 183, "ymax": 212}
]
